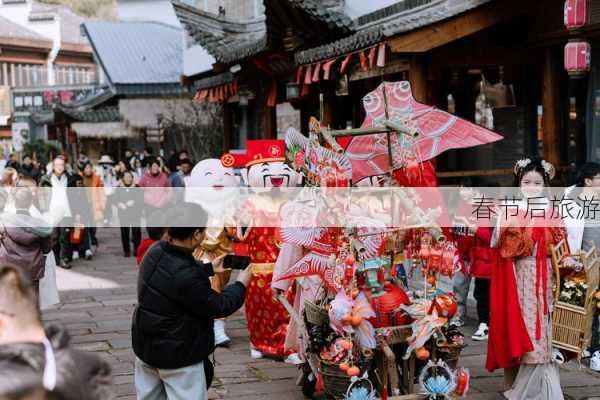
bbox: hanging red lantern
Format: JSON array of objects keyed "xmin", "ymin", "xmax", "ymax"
[
  {"xmin": 564, "ymin": 40, "xmax": 591, "ymax": 76},
  {"xmin": 564, "ymin": 0, "xmax": 588, "ymax": 30}
]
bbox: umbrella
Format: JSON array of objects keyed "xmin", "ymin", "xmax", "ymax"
[{"xmin": 344, "ymin": 81, "xmax": 503, "ymax": 184}]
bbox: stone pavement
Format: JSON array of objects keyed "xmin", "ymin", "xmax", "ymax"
[{"xmin": 42, "ymin": 229, "xmax": 600, "ymax": 400}]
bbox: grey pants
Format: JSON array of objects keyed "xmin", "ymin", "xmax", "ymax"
[
  {"xmin": 135, "ymin": 358, "xmax": 208, "ymax": 400},
  {"xmin": 452, "ymin": 268, "xmax": 472, "ymax": 322}
]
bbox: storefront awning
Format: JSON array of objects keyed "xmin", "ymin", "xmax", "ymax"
[
  {"xmin": 71, "ymin": 122, "xmax": 136, "ymax": 139},
  {"xmin": 118, "ymin": 98, "xmax": 200, "ymax": 129}
]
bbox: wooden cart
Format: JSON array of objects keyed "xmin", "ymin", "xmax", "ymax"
[{"xmin": 551, "ymin": 240, "xmax": 600, "ymax": 358}]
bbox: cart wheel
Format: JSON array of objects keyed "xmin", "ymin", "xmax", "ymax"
[{"xmin": 301, "ymin": 371, "xmax": 317, "ymax": 398}]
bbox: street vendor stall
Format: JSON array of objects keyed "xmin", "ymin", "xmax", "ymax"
[{"xmin": 273, "ymin": 80, "xmax": 502, "ymax": 399}]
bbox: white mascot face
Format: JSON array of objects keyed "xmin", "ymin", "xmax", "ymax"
[
  {"xmin": 242, "ymin": 161, "xmax": 300, "ymax": 192},
  {"xmin": 186, "ymin": 159, "xmax": 240, "ymax": 217}
]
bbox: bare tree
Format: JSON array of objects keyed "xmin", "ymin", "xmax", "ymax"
[{"xmin": 161, "ymin": 97, "xmax": 224, "ymax": 161}]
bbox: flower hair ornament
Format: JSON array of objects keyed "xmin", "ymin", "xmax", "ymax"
[{"xmin": 513, "ymin": 158, "xmax": 556, "ymax": 180}]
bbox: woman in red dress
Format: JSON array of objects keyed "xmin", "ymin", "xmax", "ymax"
[{"xmin": 487, "ymin": 158, "xmax": 565, "ymax": 399}]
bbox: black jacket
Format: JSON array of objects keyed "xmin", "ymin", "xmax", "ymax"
[
  {"xmin": 0, "ymin": 324, "xmax": 112, "ymax": 400},
  {"xmin": 114, "ymin": 184, "xmax": 143, "ymax": 224},
  {"xmin": 132, "ymin": 241, "xmax": 246, "ymax": 369}
]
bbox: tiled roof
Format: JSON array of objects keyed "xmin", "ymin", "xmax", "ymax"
[
  {"xmin": 29, "ymin": 2, "xmax": 91, "ymax": 50},
  {"xmin": 173, "ymin": 0, "xmax": 354, "ymax": 64},
  {"xmin": 82, "ymin": 21, "xmax": 183, "ymax": 85},
  {"xmin": 295, "ymin": 0, "xmax": 493, "ymax": 64},
  {"xmin": 57, "ymin": 105, "xmax": 120, "ymax": 123},
  {"xmin": 172, "ymin": 1, "xmax": 267, "ymax": 64},
  {"xmin": 287, "ymin": 0, "xmax": 354, "ymax": 32},
  {"xmin": 0, "ymin": 15, "xmax": 52, "ymax": 47}
]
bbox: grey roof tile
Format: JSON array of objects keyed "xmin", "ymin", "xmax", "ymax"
[
  {"xmin": 295, "ymin": 0, "xmax": 493, "ymax": 64},
  {"xmin": 83, "ymin": 21, "xmax": 183, "ymax": 85},
  {"xmin": 57, "ymin": 105, "xmax": 120, "ymax": 123}
]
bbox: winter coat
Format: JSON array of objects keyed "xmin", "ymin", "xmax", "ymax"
[
  {"xmin": 20, "ymin": 164, "xmax": 41, "ymax": 183},
  {"xmin": 469, "ymin": 226, "xmax": 496, "ymax": 279},
  {"xmin": 137, "ymin": 172, "xmax": 173, "ymax": 208},
  {"xmin": 0, "ymin": 324, "xmax": 112, "ymax": 400},
  {"xmin": 114, "ymin": 183, "xmax": 143, "ymax": 225},
  {"xmin": 80, "ymin": 173, "xmax": 107, "ymax": 222},
  {"xmin": 132, "ymin": 241, "xmax": 246, "ymax": 369},
  {"xmin": 0, "ymin": 212, "xmax": 52, "ymax": 281}
]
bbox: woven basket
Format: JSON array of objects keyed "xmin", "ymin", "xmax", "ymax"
[
  {"xmin": 321, "ymin": 357, "xmax": 373, "ymax": 399},
  {"xmin": 305, "ymin": 300, "xmax": 329, "ymax": 326}
]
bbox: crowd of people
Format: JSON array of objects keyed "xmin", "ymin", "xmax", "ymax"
[{"xmin": 0, "ymin": 146, "xmax": 599, "ymax": 400}]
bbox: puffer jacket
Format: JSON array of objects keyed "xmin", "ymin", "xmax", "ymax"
[
  {"xmin": 469, "ymin": 226, "xmax": 496, "ymax": 279},
  {"xmin": 0, "ymin": 324, "xmax": 112, "ymax": 400},
  {"xmin": 0, "ymin": 212, "xmax": 52, "ymax": 280},
  {"xmin": 138, "ymin": 172, "xmax": 173, "ymax": 208},
  {"xmin": 132, "ymin": 240, "xmax": 246, "ymax": 369}
]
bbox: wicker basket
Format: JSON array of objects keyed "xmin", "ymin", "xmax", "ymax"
[
  {"xmin": 551, "ymin": 242, "xmax": 600, "ymax": 358},
  {"xmin": 320, "ymin": 357, "xmax": 373, "ymax": 399},
  {"xmin": 305, "ymin": 300, "xmax": 329, "ymax": 326}
]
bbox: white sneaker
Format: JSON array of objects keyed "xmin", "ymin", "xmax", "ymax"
[
  {"xmin": 472, "ymin": 323, "xmax": 489, "ymax": 341},
  {"xmin": 72, "ymin": 251, "xmax": 80, "ymax": 261},
  {"xmin": 213, "ymin": 319, "xmax": 230, "ymax": 347},
  {"xmin": 284, "ymin": 353, "xmax": 303, "ymax": 365},
  {"xmin": 250, "ymin": 348, "xmax": 264, "ymax": 359},
  {"xmin": 552, "ymin": 349, "xmax": 565, "ymax": 364},
  {"xmin": 85, "ymin": 249, "xmax": 93, "ymax": 260},
  {"xmin": 591, "ymin": 351, "xmax": 600, "ymax": 372}
]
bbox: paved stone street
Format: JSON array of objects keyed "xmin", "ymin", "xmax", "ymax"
[{"xmin": 42, "ymin": 229, "xmax": 600, "ymax": 400}]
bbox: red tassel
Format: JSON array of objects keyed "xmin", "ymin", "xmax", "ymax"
[
  {"xmin": 359, "ymin": 51, "xmax": 368, "ymax": 71},
  {"xmin": 340, "ymin": 54, "xmax": 352, "ymax": 74},
  {"xmin": 296, "ymin": 66, "xmax": 304, "ymax": 84},
  {"xmin": 368, "ymin": 46, "xmax": 377, "ymax": 68},
  {"xmin": 232, "ymin": 80, "xmax": 238, "ymax": 95},
  {"xmin": 377, "ymin": 43, "xmax": 386, "ymax": 67},
  {"xmin": 312, "ymin": 62, "xmax": 321, "ymax": 82},
  {"xmin": 304, "ymin": 64, "xmax": 313, "ymax": 84},
  {"xmin": 300, "ymin": 82, "xmax": 310, "ymax": 97},
  {"xmin": 322, "ymin": 59, "xmax": 336, "ymax": 80}
]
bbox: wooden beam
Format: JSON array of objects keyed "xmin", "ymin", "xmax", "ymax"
[
  {"xmin": 349, "ymin": 58, "xmax": 410, "ymax": 82},
  {"xmin": 409, "ymin": 55, "xmax": 427, "ymax": 103},
  {"xmin": 388, "ymin": 1, "xmax": 521, "ymax": 53},
  {"xmin": 542, "ymin": 47, "xmax": 561, "ymax": 167}
]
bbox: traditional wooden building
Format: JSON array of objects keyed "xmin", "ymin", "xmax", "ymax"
[{"xmin": 175, "ymin": 0, "xmax": 595, "ymax": 184}]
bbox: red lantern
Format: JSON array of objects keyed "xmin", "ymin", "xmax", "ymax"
[
  {"xmin": 564, "ymin": 0, "xmax": 588, "ymax": 30},
  {"xmin": 564, "ymin": 41, "xmax": 591, "ymax": 76},
  {"xmin": 366, "ymin": 283, "xmax": 412, "ymax": 328}
]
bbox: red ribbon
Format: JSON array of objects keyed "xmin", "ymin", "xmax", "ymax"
[{"xmin": 531, "ymin": 226, "xmax": 548, "ymax": 341}]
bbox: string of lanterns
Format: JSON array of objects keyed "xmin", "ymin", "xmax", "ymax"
[{"xmin": 564, "ymin": 0, "xmax": 591, "ymax": 77}]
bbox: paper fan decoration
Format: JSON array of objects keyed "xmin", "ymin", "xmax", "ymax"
[{"xmin": 345, "ymin": 81, "xmax": 503, "ymax": 183}]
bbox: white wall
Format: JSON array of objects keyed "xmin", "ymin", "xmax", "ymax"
[{"xmin": 117, "ymin": 0, "xmax": 181, "ymax": 27}]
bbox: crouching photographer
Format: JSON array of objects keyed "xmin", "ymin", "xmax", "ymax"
[{"xmin": 132, "ymin": 203, "xmax": 251, "ymax": 400}]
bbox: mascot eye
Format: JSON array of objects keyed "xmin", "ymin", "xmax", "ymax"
[
  {"xmin": 205, "ymin": 172, "xmax": 213, "ymax": 176},
  {"xmin": 224, "ymin": 172, "xmax": 232, "ymax": 176}
]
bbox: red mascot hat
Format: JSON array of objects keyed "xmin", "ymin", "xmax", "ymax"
[{"xmin": 221, "ymin": 139, "xmax": 286, "ymax": 169}]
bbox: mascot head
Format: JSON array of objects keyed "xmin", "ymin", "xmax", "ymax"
[
  {"xmin": 221, "ymin": 140, "xmax": 300, "ymax": 193},
  {"xmin": 186, "ymin": 158, "xmax": 240, "ymax": 218}
]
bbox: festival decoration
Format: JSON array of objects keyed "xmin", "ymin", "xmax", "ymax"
[
  {"xmin": 342, "ymin": 81, "xmax": 502, "ymax": 184},
  {"xmin": 564, "ymin": 40, "xmax": 591, "ymax": 76},
  {"xmin": 564, "ymin": 0, "xmax": 588, "ymax": 30}
]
